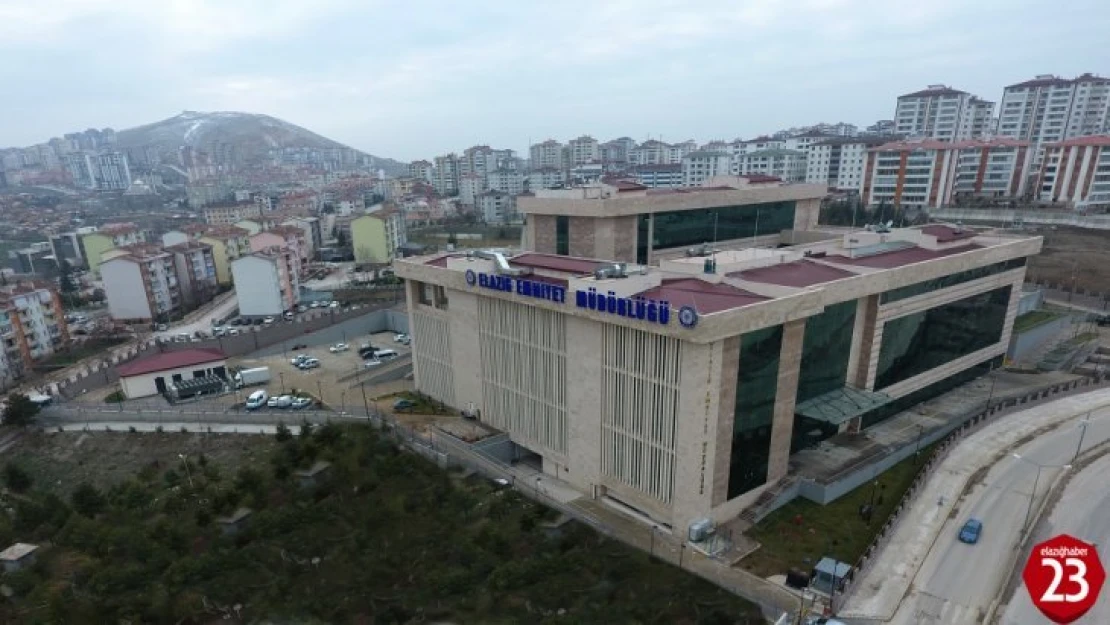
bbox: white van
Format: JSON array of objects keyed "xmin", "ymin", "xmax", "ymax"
[
  {"xmin": 245, "ymin": 390, "xmax": 269, "ymax": 410},
  {"xmin": 375, "ymin": 349, "xmax": 398, "ymax": 360}
]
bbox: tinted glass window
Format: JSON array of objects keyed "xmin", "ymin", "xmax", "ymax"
[
  {"xmin": 876, "ymin": 286, "xmax": 1011, "ymax": 389},
  {"xmin": 727, "ymin": 324, "xmax": 783, "ymax": 500},
  {"xmin": 648, "ymin": 201, "xmax": 797, "ymax": 257},
  {"xmin": 880, "ymin": 258, "xmax": 1025, "ymax": 304},
  {"xmin": 555, "ymin": 215, "xmax": 569, "ymax": 255}
]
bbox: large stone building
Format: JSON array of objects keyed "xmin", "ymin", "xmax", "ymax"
[{"xmin": 394, "ymin": 219, "xmax": 1040, "ymax": 532}]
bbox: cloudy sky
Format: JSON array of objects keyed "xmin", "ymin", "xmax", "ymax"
[{"xmin": 2, "ymin": 0, "xmax": 1108, "ymax": 161}]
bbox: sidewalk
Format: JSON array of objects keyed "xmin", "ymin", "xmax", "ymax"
[{"xmin": 838, "ymin": 388, "xmax": 1110, "ymax": 620}]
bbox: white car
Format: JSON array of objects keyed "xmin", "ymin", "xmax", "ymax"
[
  {"xmin": 245, "ymin": 390, "xmax": 269, "ymax": 410},
  {"xmin": 375, "ymin": 349, "xmax": 398, "ymax": 360},
  {"xmin": 227, "ymin": 328, "xmax": 240, "ymax": 336},
  {"xmin": 263, "ymin": 316, "xmax": 275, "ymax": 324},
  {"xmin": 310, "ymin": 301, "xmax": 323, "ymax": 308},
  {"xmin": 291, "ymin": 354, "xmax": 310, "ymax": 366},
  {"xmin": 267, "ymin": 394, "xmax": 293, "ymax": 408},
  {"xmin": 329, "ymin": 301, "xmax": 340, "ymax": 308},
  {"xmin": 364, "ymin": 359, "xmax": 383, "ymax": 368},
  {"xmin": 393, "ymin": 333, "xmax": 410, "ymax": 344},
  {"xmin": 298, "ymin": 358, "xmax": 320, "ymax": 370},
  {"xmin": 329, "ymin": 343, "xmax": 349, "ymax": 353}
]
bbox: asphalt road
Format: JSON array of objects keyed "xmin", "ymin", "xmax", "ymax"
[
  {"xmin": 999, "ymin": 453, "xmax": 1110, "ymax": 624},
  {"xmin": 890, "ymin": 405, "xmax": 1110, "ymax": 624}
]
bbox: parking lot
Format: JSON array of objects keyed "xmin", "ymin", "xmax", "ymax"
[{"xmin": 230, "ymin": 329, "xmax": 413, "ymax": 410}]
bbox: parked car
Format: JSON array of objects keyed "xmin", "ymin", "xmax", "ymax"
[
  {"xmin": 267, "ymin": 395, "xmax": 293, "ymax": 408},
  {"xmin": 156, "ymin": 323, "xmax": 169, "ymax": 331},
  {"xmin": 291, "ymin": 396, "xmax": 313, "ymax": 409},
  {"xmin": 375, "ymin": 349, "xmax": 398, "ymax": 360},
  {"xmin": 253, "ymin": 318, "xmax": 264, "ymax": 326},
  {"xmin": 298, "ymin": 358, "xmax": 320, "ymax": 370},
  {"xmin": 329, "ymin": 343, "xmax": 349, "ymax": 353},
  {"xmin": 227, "ymin": 328, "xmax": 241, "ymax": 336},
  {"xmin": 291, "ymin": 354, "xmax": 310, "ymax": 366},
  {"xmin": 212, "ymin": 326, "xmax": 226, "ymax": 336},
  {"xmin": 393, "ymin": 333, "xmax": 410, "ymax": 344},
  {"xmin": 245, "ymin": 390, "xmax": 269, "ymax": 410},
  {"xmin": 329, "ymin": 301, "xmax": 340, "ymax": 308},
  {"xmin": 958, "ymin": 518, "xmax": 983, "ymax": 544},
  {"xmin": 363, "ymin": 359, "xmax": 382, "ymax": 368},
  {"xmin": 263, "ymin": 316, "xmax": 275, "ymax": 324},
  {"xmin": 291, "ymin": 343, "xmax": 307, "ymax": 350},
  {"xmin": 230, "ymin": 318, "xmax": 242, "ymax": 326},
  {"xmin": 393, "ymin": 398, "xmax": 416, "ymax": 412},
  {"xmin": 296, "ymin": 304, "xmax": 308, "ymax": 313},
  {"xmin": 310, "ymin": 301, "xmax": 323, "ymax": 308},
  {"xmin": 283, "ymin": 311, "xmax": 294, "ymax": 320},
  {"xmin": 173, "ymin": 333, "xmax": 191, "ymax": 343}
]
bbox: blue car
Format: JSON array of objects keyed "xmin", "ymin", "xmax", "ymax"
[{"xmin": 958, "ymin": 518, "xmax": 983, "ymax": 544}]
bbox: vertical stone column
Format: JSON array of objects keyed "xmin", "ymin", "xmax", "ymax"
[
  {"xmin": 712, "ymin": 336, "xmax": 741, "ymax": 506},
  {"xmin": 766, "ymin": 319, "xmax": 806, "ymax": 483},
  {"xmin": 448, "ymin": 291, "xmax": 482, "ymax": 412},
  {"xmin": 564, "ymin": 316, "xmax": 603, "ymax": 495},
  {"xmin": 849, "ymin": 295, "xmax": 880, "ymax": 389}
]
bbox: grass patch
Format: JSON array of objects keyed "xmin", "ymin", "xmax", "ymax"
[
  {"xmin": 741, "ymin": 444, "xmax": 937, "ymax": 578},
  {"xmin": 103, "ymin": 390, "xmax": 125, "ymax": 403},
  {"xmin": 37, "ymin": 337, "xmax": 129, "ymax": 367},
  {"xmin": 1013, "ymin": 310, "xmax": 1060, "ymax": 333},
  {"xmin": 0, "ymin": 426, "xmax": 762, "ymax": 624}
]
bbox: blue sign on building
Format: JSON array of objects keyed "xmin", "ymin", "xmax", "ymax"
[
  {"xmin": 574, "ymin": 287, "xmax": 672, "ymax": 325},
  {"xmin": 465, "ymin": 269, "xmax": 696, "ymax": 328},
  {"xmin": 467, "ymin": 270, "xmax": 566, "ymax": 303}
]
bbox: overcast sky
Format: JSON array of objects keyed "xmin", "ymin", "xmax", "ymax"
[{"xmin": 2, "ymin": 0, "xmax": 1108, "ymax": 161}]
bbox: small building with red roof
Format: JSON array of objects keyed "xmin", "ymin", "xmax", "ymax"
[{"xmin": 118, "ymin": 348, "xmax": 228, "ymax": 399}]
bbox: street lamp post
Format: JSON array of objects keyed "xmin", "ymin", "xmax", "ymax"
[
  {"xmin": 1073, "ymin": 412, "xmax": 1091, "ymax": 461},
  {"xmin": 1013, "ymin": 453, "xmax": 1072, "ymax": 536}
]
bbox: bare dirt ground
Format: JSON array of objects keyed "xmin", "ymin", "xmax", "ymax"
[
  {"xmin": 1024, "ymin": 226, "xmax": 1110, "ymax": 293},
  {"xmin": 4, "ymin": 430, "xmax": 276, "ymax": 497}
]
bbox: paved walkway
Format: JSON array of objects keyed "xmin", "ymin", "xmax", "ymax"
[{"xmin": 839, "ymin": 388, "xmax": 1110, "ymax": 621}]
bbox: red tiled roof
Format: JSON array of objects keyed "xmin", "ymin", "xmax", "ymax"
[
  {"xmin": 824, "ymin": 244, "xmax": 981, "ymax": 269},
  {"xmin": 872, "ymin": 138, "xmax": 954, "ymax": 151},
  {"xmin": 117, "ymin": 348, "xmax": 226, "ymax": 377},
  {"xmin": 637, "ymin": 278, "xmax": 767, "ymax": 314},
  {"xmin": 732, "ymin": 260, "xmax": 856, "ymax": 288},
  {"xmin": 921, "ymin": 224, "xmax": 977, "ymax": 243},
  {"xmin": 424, "ymin": 255, "xmax": 452, "ymax": 267},
  {"xmin": 742, "ymin": 174, "xmax": 782, "ymax": 184},
  {"xmin": 509, "ymin": 253, "xmax": 603, "ymax": 275},
  {"xmin": 948, "ymin": 138, "xmax": 1029, "ymax": 149}
]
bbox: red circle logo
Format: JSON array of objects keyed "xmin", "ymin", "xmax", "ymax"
[{"xmin": 1022, "ymin": 534, "xmax": 1106, "ymax": 623}]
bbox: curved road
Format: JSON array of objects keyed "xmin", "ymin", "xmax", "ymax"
[
  {"xmin": 1000, "ymin": 452, "xmax": 1110, "ymax": 624},
  {"xmin": 888, "ymin": 403, "xmax": 1110, "ymax": 624}
]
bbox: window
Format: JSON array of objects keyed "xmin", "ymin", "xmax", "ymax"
[
  {"xmin": 555, "ymin": 216, "xmax": 570, "ymax": 255},
  {"xmin": 727, "ymin": 324, "xmax": 783, "ymax": 499},
  {"xmin": 875, "ymin": 286, "xmax": 1012, "ymax": 389},
  {"xmin": 880, "ymin": 258, "xmax": 1025, "ymax": 303}
]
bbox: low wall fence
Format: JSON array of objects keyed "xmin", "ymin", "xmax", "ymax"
[{"xmin": 834, "ymin": 372, "xmax": 1110, "ymax": 615}]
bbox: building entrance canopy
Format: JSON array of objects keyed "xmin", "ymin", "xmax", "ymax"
[{"xmin": 795, "ymin": 386, "xmax": 893, "ymax": 425}]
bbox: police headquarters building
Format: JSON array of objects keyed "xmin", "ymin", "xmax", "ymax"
[{"xmin": 394, "ymin": 179, "xmax": 1042, "ymax": 533}]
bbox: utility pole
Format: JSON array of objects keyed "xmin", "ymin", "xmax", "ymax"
[{"xmin": 360, "ymin": 382, "xmax": 370, "ymax": 421}]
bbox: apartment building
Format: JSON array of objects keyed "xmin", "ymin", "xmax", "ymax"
[
  {"xmin": 82, "ymin": 223, "xmax": 146, "ymax": 278},
  {"xmin": 1036, "ymin": 135, "xmax": 1110, "ymax": 209},
  {"xmin": 477, "ymin": 191, "xmax": 516, "ymax": 224},
  {"xmin": 101, "ymin": 245, "xmax": 180, "ymax": 322},
  {"xmin": 396, "ymin": 222, "xmax": 1038, "ymax": 531},
  {"xmin": 8, "ymin": 244, "xmax": 54, "ymax": 275},
  {"xmin": 997, "ymin": 74, "xmax": 1110, "ymax": 154},
  {"xmin": 49, "ymin": 227, "xmax": 97, "ymax": 268},
  {"xmin": 628, "ymin": 140, "xmax": 672, "ymax": 166},
  {"xmin": 733, "ymin": 149, "xmax": 808, "ymax": 182},
  {"xmin": 600, "ymin": 137, "xmax": 636, "ymax": 171},
  {"xmin": 894, "ymin": 85, "xmax": 994, "ymax": 141},
  {"xmin": 281, "ymin": 216, "xmax": 323, "ymax": 260},
  {"xmin": 0, "ymin": 283, "xmax": 68, "ymax": 384},
  {"xmin": 203, "ymin": 201, "xmax": 262, "ymax": 226},
  {"xmin": 528, "ymin": 167, "xmax": 567, "ymax": 191},
  {"xmin": 567, "ymin": 136, "xmax": 600, "ymax": 166},
  {"xmin": 487, "ymin": 168, "xmax": 525, "ymax": 195},
  {"xmin": 94, "ymin": 152, "xmax": 132, "ymax": 190},
  {"xmin": 199, "ymin": 226, "xmax": 251, "ymax": 286},
  {"xmin": 276, "ymin": 191, "xmax": 319, "ymax": 215},
  {"xmin": 433, "ymin": 154, "xmax": 459, "ymax": 196},
  {"xmin": 408, "ymin": 160, "xmax": 434, "ymax": 183},
  {"xmin": 231, "ymin": 249, "xmax": 300, "ymax": 318},
  {"xmin": 164, "ymin": 241, "xmax": 218, "ymax": 311},
  {"xmin": 251, "ymin": 225, "xmax": 308, "ymax": 270},
  {"xmin": 458, "ymin": 173, "xmax": 487, "ymax": 207},
  {"xmin": 681, "ymin": 151, "xmax": 732, "ymax": 187},
  {"xmin": 860, "ymin": 138, "xmax": 1033, "ymax": 209},
  {"xmin": 805, "ymin": 137, "xmax": 890, "ymax": 191},
  {"xmin": 350, "ymin": 209, "xmax": 407, "ymax": 264},
  {"xmin": 629, "ymin": 164, "xmax": 683, "ymax": 189},
  {"xmin": 530, "ymin": 140, "xmax": 564, "ymax": 171}
]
